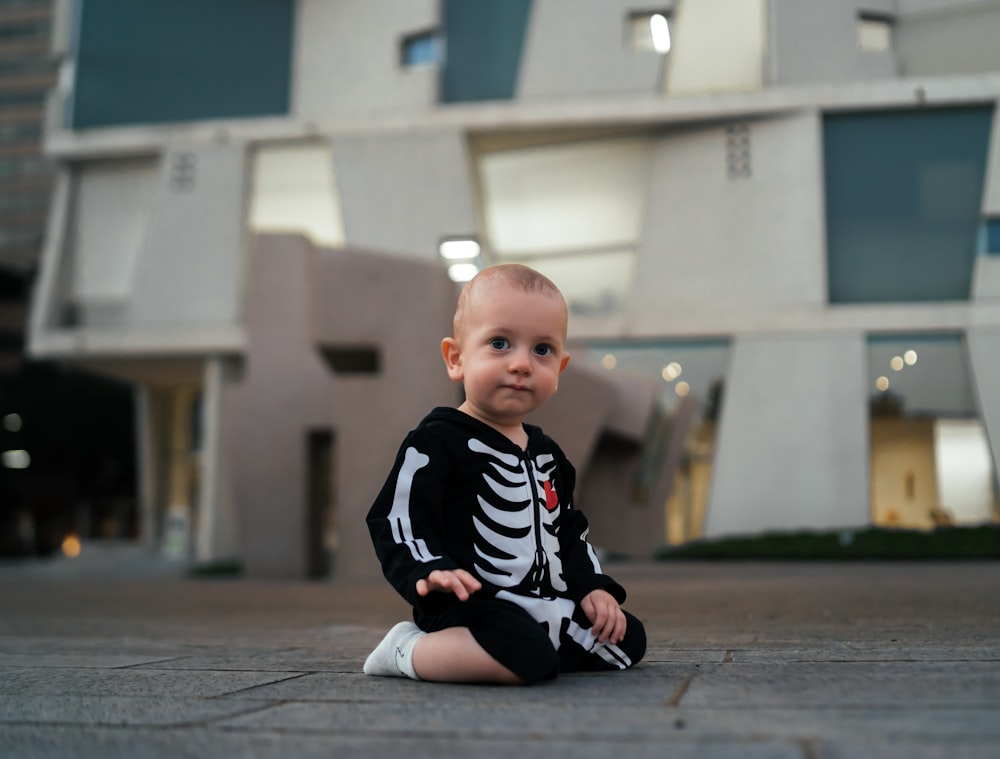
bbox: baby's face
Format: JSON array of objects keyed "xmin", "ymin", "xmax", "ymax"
[{"xmin": 450, "ymin": 284, "xmax": 569, "ymax": 429}]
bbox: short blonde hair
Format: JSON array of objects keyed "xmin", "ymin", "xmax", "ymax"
[{"xmin": 452, "ymin": 264, "xmax": 565, "ymax": 337}]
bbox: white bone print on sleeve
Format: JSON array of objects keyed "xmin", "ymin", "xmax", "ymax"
[{"xmin": 387, "ymin": 446, "xmax": 442, "ymax": 563}]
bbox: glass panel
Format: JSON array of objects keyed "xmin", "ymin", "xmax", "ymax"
[
  {"xmin": 500, "ymin": 250, "xmax": 635, "ymax": 317},
  {"xmin": 583, "ymin": 340, "xmax": 730, "ymax": 545},
  {"xmin": 868, "ymin": 333, "xmax": 999, "ymax": 529},
  {"xmin": 248, "ymin": 143, "xmax": 345, "ymax": 248},
  {"xmin": 480, "ymin": 138, "xmax": 652, "ymax": 255},
  {"xmin": 401, "ymin": 31, "xmax": 440, "ymax": 67},
  {"xmin": 824, "ymin": 107, "xmax": 993, "ymax": 303}
]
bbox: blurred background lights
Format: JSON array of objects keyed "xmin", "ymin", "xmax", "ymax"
[
  {"xmin": 890, "ymin": 355, "xmax": 904, "ymax": 371},
  {"xmin": 2, "ymin": 449, "xmax": 30, "ymax": 469},
  {"xmin": 61, "ymin": 534, "xmax": 81, "ymax": 558},
  {"xmin": 662, "ymin": 361, "xmax": 682, "ymax": 381},
  {"xmin": 2, "ymin": 413, "xmax": 20, "ymax": 432},
  {"xmin": 675, "ymin": 380, "xmax": 690, "ymax": 397},
  {"xmin": 649, "ymin": 13, "xmax": 671, "ymax": 53},
  {"xmin": 904, "ymin": 349, "xmax": 918, "ymax": 366},
  {"xmin": 876, "ymin": 375, "xmax": 890, "ymax": 391},
  {"xmin": 446, "ymin": 263, "xmax": 479, "ymax": 282},
  {"xmin": 601, "ymin": 353, "xmax": 617, "ymax": 370},
  {"xmin": 439, "ymin": 238, "xmax": 481, "ymax": 260}
]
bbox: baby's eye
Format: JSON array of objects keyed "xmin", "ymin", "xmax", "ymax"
[
  {"xmin": 534, "ymin": 343, "xmax": 554, "ymax": 356},
  {"xmin": 490, "ymin": 338, "xmax": 510, "ymax": 350}
]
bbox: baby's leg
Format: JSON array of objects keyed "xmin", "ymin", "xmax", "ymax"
[
  {"xmin": 415, "ymin": 597, "xmax": 559, "ymax": 685},
  {"xmin": 412, "ymin": 627, "xmax": 520, "ymax": 684},
  {"xmin": 561, "ymin": 609, "xmax": 647, "ymax": 673}
]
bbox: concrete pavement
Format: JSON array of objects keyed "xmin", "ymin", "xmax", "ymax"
[{"xmin": 1, "ymin": 553, "xmax": 998, "ymax": 758}]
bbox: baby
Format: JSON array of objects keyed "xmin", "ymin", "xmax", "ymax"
[{"xmin": 364, "ymin": 263, "xmax": 646, "ymax": 684}]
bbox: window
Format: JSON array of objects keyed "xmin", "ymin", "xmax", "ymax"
[
  {"xmin": 868, "ymin": 333, "xmax": 998, "ymax": 530},
  {"xmin": 627, "ymin": 9, "xmax": 672, "ymax": 54},
  {"xmin": 824, "ymin": 107, "xmax": 993, "ymax": 303},
  {"xmin": 248, "ymin": 142, "xmax": 345, "ymax": 249},
  {"xmin": 857, "ymin": 12, "xmax": 893, "ymax": 52},
  {"xmin": 400, "ymin": 29, "xmax": 441, "ymax": 68},
  {"xmin": 983, "ymin": 219, "xmax": 1000, "ymax": 255},
  {"xmin": 479, "ymin": 137, "xmax": 653, "ymax": 316}
]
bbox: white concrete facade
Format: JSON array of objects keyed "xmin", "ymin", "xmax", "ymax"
[{"xmin": 27, "ymin": 0, "xmax": 1000, "ymax": 572}]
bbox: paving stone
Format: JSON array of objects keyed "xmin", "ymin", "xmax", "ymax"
[
  {"xmin": 0, "ymin": 695, "xmax": 266, "ymax": 727},
  {"xmin": 224, "ymin": 666, "xmax": 685, "ymax": 705},
  {"xmin": 0, "ymin": 725, "xmax": 806, "ymax": 759},
  {"xmin": 681, "ymin": 661, "xmax": 1000, "ymax": 707},
  {"xmin": 0, "ymin": 668, "xmax": 305, "ymax": 698}
]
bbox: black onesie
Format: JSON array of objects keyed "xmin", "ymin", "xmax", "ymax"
[{"xmin": 367, "ymin": 407, "xmax": 646, "ymax": 683}]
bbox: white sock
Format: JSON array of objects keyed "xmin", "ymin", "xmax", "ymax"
[{"xmin": 363, "ymin": 621, "xmax": 425, "ymax": 679}]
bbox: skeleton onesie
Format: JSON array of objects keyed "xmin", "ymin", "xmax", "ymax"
[{"xmin": 368, "ymin": 408, "xmax": 646, "ymax": 680}]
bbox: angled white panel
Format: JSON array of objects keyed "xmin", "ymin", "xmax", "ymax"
[{"xmin": 70, "ymin": 159, "xmax": 158, "ymax": 301}]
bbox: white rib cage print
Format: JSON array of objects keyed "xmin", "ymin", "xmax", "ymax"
[{"xmin": 468, "ymin": 437, "xmax": 567, "ymax": 594}]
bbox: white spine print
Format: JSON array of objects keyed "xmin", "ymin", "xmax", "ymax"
[
  {"xmin": 531, "ymin": 455, "xmax": 567, "ymax": 593},
  {"xmin": 388, "ymin": 446, "xmax": 442, "ymax": 563},
  {"xmin": 467, "ymin": 438, "xmax": 535, "ymax": 587}
]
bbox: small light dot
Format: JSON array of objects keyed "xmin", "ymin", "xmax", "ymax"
[
  {"xmin": 2, "ymin": 413, "xmax": 20, "ymax": 432},
  {"xmin": 675, "ymin": 381, "xmax": 690, "ymax": 397},
  {"xmin": 904, "ymin": 350, "xmax": 917, "ymax": 366},
  {"xmin": 61, "ymin": 535, "xmax": 81, "ymax": 558},
  {"xmin": 890, "ymin": 356, "xmax": 904, "ymax": 371},
  {"xmin": 601, "ymin": 354, "xmax": 617, "ymax": 370},
  {"xmin": 876, "ymin": 376, "xmax": 889, "ymax": 392}
]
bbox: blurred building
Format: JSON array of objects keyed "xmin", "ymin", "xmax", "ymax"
[{"xmin": 23, "ymin": 0, "xmax": 1000, "ymax": 576}]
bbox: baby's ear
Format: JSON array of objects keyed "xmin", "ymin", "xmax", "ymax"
[
  {"xmin": 559, "ymin": 353, "xmax": 571, "ymax": 375},
  {"xmin": 441, "ymin": 337, "xmax": 464, "ymax": 381}
]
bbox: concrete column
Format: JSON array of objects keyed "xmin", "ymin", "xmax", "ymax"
[{"xmin": 706, "ymin": 331, "xmax": 870, "ymax": 537}]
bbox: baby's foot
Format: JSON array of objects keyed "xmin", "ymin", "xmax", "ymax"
[{"xmin": 363, "ymin": 621, "xmax": 425, "ymax": 679}]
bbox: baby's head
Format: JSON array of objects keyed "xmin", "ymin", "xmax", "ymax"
[
  {"xmin": 443, "ymin": 264, "xmax": 570, "ymax": 430},
  {"xmin": 451, "ymin": 264, "xmax": 567, "ymax": 342}
]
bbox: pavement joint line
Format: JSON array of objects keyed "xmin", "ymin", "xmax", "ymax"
[
  {"xmin": 210, "ymin": 671, "xmax": 313, "ymax": 697},
  {"xmin": 116, "ymin": 656, "xmax": 190, "ymax": 669},
  {"xmin": 665, "ymin": 675, "xmax": 694, "ymax": 707}
]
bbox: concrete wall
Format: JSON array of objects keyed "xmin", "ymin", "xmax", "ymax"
[
  {"xmin": 630, "ymin": 112, "xmax": 826, "ymax": 330},
  {"xmin": 292, "ymin": 0, "xmax": 438, "ymax": 118},
  {"xmin": 769, "ymin": 0, "xmax": 897, "ymax": 85},
  {"xmin": 896, "ymin": 1, "xmax": 1000, "ymax": 77},
  {"xmin": 310, "ymin": 245, "xmax": 459, "ymax": 581},
  {"xmin": 517, "ymin": 0, "xmax": 663, "ymax": 99},
  {"xmin": 70, "ymin": 144, "xmax": 247, "ymax": 330},
  {"xmin": 965, "ymin": 328, "xmax": 1000, "ymax": 501},
  {"xmin": 333, "ymin": 129, "xmax": 478, "ymax": 261},
  {"xmin": 222, "ymin": 235, "xmax": 335, "ymax": 578},
  {"xmin": 706, "ymin": 332, "xmax": 870, "ymax": 537}
]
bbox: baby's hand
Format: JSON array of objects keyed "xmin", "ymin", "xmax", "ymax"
[
  {"xmin": 416, "ymin": 569, "xmax": 482, "ymax": 601},
  {"xmin": 581, "ymin": 589, "xmax": 627, "ymax": 645}
]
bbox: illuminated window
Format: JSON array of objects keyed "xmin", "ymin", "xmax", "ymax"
[
  {"xmin": 627, "ymin": 9, "xmax": 672, "ymax": 54},
  {"xmin": 857, "ymin": 12, "xmax": 893, "ymax": 52},
  {"xmin": 248, "ymin": 142, "xmax": 345, "ymax": 248},
  {"xmin": 868, "ymin": 333, "xmax": 999, "ymax": 530},
  {"xmin": 479, "ymin": 137, "xmax": 652, "ymax": 316}
]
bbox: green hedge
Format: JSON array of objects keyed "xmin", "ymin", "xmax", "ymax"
[{"xmin": 655, "ymin": 525, "xmax": 1000, "ymax": 560}]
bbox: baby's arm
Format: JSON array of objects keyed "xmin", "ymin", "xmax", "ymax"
[
  {"xmin": 581, "ymin": 588, "xmax": 627, "ymax": 645},
  {"xmin": 416, "ymin": 568, "xmax": 482, "ymax": 601}
]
